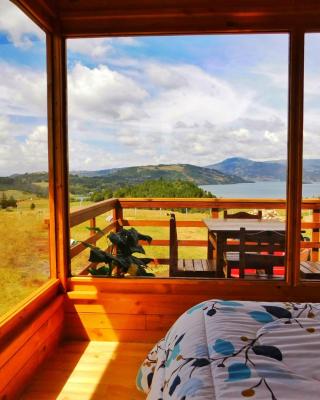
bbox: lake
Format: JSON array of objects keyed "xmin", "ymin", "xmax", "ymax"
[{"xmin": 201, "ymin": 181, "xmax": 320, "ymax": 199}]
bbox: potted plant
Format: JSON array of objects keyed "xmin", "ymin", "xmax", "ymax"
[{"xmin": 80, "ymin": 227, "xmax": 155, "ymax": 277}]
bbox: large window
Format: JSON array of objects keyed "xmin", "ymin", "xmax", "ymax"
[
  {"xmin": 67, "ymin": 34, "xmax": 289, "ymax": 280},
  {"xmin": 0, "ymin": 1, "xmax": 50, "ymax": 315},
  {"xmin": 300, "ymin": 34, "xmax": 320, "ymax": 281}
]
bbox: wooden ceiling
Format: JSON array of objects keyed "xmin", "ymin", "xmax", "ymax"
[{"xmin": 12, "ymin": 0, "xmax": 320, "ymax": 37}]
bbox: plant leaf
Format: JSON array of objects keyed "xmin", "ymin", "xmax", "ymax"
[
  {"xmin": 169, "ymin": 375, "xmax": 181, "ymax": 396},
  {"xmin": 137, "ymin": 231, "xmax": 152, "ymax": 243},
  {"xmin": 129, "ymin": 244, "xmax": 145, "ymax": 254},
  {"xmin": 191, "ymin": 358, "xmax": 210, "ymax": 367},
  {"xmin": 147, "ymin": 372, "xmax": 154, "ymax": 388},
  {"xmin": 131, "ymin": 255, "xmax": 152, "ymax": 267},
  {"xmin": 226, "ymin": 363, "xmax": 251, "ymax": 382},
  {"xmin": 262, "ymin": 305, "xmax": 292, "ymax": 319},
  {"xmin": 249, "ymin": 311, "xmax": 274, "ymax": 324},
  {"xmin": 88, "ymin": 266, "xmax": 110, "ymax": 276},
  {"xmin": 214, "ymin": 339, "xmax": 235, "ymax": 356},
  {"xmin": 86, "ymin": 227, "xmax": 105, "ymax": 235},
  {"xmin": 252, "ymin": 345, "xmax": 283, "ymax": 361}
]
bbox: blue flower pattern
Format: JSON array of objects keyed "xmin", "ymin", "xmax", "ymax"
[{"xmin": 137, "ymin": 300, "xmax": 320, "ymax": 399}]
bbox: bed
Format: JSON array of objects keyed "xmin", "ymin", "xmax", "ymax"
[{"xmin": 137, "ymin": 300, "xmax": 320, "ymax": 399}]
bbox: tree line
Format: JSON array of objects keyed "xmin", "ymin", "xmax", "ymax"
[
  {"xmin": 89, "ymin": 179, "xmax": 215, "ymax": 202},
  {"xmin": 1, "ymin": 193, "xmax": 17, "ymax": 209}
]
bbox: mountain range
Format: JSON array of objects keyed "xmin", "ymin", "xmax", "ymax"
[
  {"xmin": 208, "ymin": 157, "xmax": 320, "ymax": 183},
  {"xmin": 72, "ymin": 164, "xmax": 248, "ymax": 187}
]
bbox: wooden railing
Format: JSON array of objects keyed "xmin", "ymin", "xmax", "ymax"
[{"xmin": 69, "ymin": 198, "xmax": 320, "ymax": 276}]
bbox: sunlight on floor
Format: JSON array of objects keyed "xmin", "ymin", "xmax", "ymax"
[{"xmin": 21, "ymin": 341, "xmax": 149, "ymax": 399}]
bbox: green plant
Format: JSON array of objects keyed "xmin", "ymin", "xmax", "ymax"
[{"xmin": 81, "ymin": 227, "xmax": 155, "ymax": 277}]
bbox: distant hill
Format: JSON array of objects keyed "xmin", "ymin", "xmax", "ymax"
[
  {"xmin": 0, "ymin": 172, "xmax": 48, "ymax": 197},
  {"xmin": 87, "ymin": 164, "xmax": 249, "ymax": 187},
  {"xmin": 0, "ymin": 164, "xmax": 248, "ymax": 197},
  {"xmin": 71, "ymin": 168, "xmax": 119, "ymax": 177},
  {"xmin": 208, "ymin": 157, "xmax": 320, "ymax": 183}
]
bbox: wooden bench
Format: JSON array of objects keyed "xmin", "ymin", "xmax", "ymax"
[
  {"xmin": 300, "ymin": 261, "xmax": 320, "ymax": 279},
  {"xmin": 172, "ymin": 259, "xmax": 216, "ymax": 277},
  {"xmin": 169, "ymin": 213, "xmax": 216, "ymax": 277}
]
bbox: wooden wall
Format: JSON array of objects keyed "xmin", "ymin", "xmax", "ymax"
[
  {"xmin": 0, "ymin": 295, "xmax": 64, "ymax": 399},
  {"xmin": 65, "ymin": 278, "xmax": 320, "ymax": 343}
]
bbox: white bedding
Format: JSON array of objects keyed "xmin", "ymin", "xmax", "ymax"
[{"xmin": 137, "ymin": 300, "xmax": 320, "ymax": 399}]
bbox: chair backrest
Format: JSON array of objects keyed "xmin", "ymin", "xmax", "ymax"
[
  {"xmin": 239, "ymin": 228, "xmax": 285, "ymax": 253},
  {"xmin": 238, "ymin": 227, "xmax": 285, "ymax": 276},
  {"xmin": 224, "ymin": 210, "xmax": 262, "ymax": 220}
]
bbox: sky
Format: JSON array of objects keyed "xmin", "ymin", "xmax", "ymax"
[{"xmin": 0, "ymin": 0, "xmax": 319, "ymax": 176}]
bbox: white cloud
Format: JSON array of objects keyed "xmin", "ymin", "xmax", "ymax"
[
  {"xmin": 0, "ymin": 120, "xmax": 48, "ymax": 175},
  {"xmin": 0, "ymin": 0, "xmax": 44, "ymax": 48},
  {"xmin": 68, "ymin": 39, "xmax": 113, "ymax": 61},
  {"xmin": 3, "ymin": 30, "xmax": 320, "ymax": 175},
  {"xmin": 68, "ymin": 63, "xmax": 148, "ymax": 122},
  {"xmin": 264, "ymin": 130, "xmax": 279, "ymax": 144},
  {"xmin": 67, "ymin": 37, "xmax": 141, "ymax": 61},
  {"xmin": 0, "ymin": 62, "xmax": 47, "ymax": 117}
]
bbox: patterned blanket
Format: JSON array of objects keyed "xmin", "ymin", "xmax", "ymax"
[{"xmin": 137, "ymin": 300, "xmax": 320, "ymax": 400}]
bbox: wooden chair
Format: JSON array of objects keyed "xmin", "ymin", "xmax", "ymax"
[
  {"xmin": 223, "ymin": 210, "xmax": 262, "ymax": 277},
  {"xmin": 224, "ymin": 210, "xmax": 262, "ymax": 220},
  {"xmin": 169, "ymin": 213, "xmax": 216, "ymax": 277},
  {"xmin": 226, "ymin": 227, "xmax": 285, "ymax": 278}
]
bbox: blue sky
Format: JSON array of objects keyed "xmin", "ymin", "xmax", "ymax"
[{"xmin": 0, "ymin": 0, "xmax": 319, "ymax": 175}]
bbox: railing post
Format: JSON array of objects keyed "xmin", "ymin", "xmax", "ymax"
[
  {"xmin": 169, "ymin": 213, "xmax": 178, "ymax": 276},
  {"xmin": 113, "ymin": 202, "xmax": 123, "ymax": 232},
  {"xmin": 211, "ymin": 208, "xmax": 219, "ymax": 219},
  {"xmin": 312, "ymin": 208, "xmax": 320, "ymax": 261},
  {"xmin": 112, "ymin": 202, "xmax": 123, "ymax": 260},
  {"xmin": 90, "ymin": 217, "xmax": 96, "ymax": 244},
  {"xmin": 207, "ymin": 208, "xmax": 219, "ymax": 260}
]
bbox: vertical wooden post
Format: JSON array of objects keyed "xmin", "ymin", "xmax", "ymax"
[
  {"xmin": 47, "ymin": 33, "xmax": 70, "ymax": 290},
  {"xmin": 113, "ymin": 202, "xmax": 123, "ymax": 232},
  {"xmin": 312, "ymin": 208, "xmax": 320, "ymax": 261},
  {"xmin": 207, "ymin": 208, "xmax": 219, "ymax": 260},
  {"xmin": 211, "ymin": 208, "xmax": 219, "ymax": 219},
  {"xmin": 286, "ymin": 30, "xmax": 304, "ymax": 286},
  {"xmin": 169, "ymin": 213, "xmax": 178, "ymax": 276}
]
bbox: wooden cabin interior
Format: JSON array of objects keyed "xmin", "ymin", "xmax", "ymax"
[{"xmin": 1, "ymin": 0, "xmax": 320, "ymax": 399}]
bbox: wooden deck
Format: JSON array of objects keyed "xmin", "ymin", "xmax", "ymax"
[
  {"xmin": 300, "ymin": 261, "xmax": 320, "ymax": 279},
  {"xmin": 21, "ymin": 341, "xmax": 148, "ymax": 400}
]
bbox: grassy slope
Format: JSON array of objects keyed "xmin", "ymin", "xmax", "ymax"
[{"xmin": 0, "ymin": 194, "xmax": 50, "ymax": 316}]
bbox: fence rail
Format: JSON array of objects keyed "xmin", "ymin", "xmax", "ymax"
[{"xmin": 68, "ymin": 197, "xmax": 320, "ymax": 275}]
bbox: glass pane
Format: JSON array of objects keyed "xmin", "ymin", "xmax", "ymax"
[
  {"xmin": 301, "ymin": 34, "xmax": 320, "ymax": 281},
  {"xmin": 67, "ymin": 34, "xmax": 289, "ymax": 280},
  {"xmin": 0, "ymin": 1, "xmax": 50, "ymax": 316}
]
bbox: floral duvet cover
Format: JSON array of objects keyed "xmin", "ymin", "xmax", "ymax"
[{"xmin": 137, "ymin": 300, "xmax": 320, "ymax": 400}]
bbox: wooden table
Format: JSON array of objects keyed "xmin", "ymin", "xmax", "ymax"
[{"xmin": 203, "ymin": 219, "xmax": 286, "ymax": 278}]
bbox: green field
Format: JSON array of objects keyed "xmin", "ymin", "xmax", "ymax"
[{"xmin": 0, "ymin": 194, "xmax": 50, "ymax": 316}]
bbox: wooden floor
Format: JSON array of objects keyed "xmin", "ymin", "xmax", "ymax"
[{"xmin": 20, "ymin": 341, "xmax": 150, "ymax": 400}]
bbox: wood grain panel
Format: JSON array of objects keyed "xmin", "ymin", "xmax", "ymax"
[
  {"xmin": 65, "ymin": 293, "xmax": 210, "ymax": 315},
  {"xmin": 0, "ymin": 280, "xmax": 60, "ymax": 343},
  {"xmin": 67, "ymin": 277, "xmax": 320, "ymax": 301},
  {"xmin": 65, "ymin": 313, "xmax": 146, "ymax": 330},
  {"xmin": 0, "ymin": 297, "xmax": 64, "ymax": 399},
  {"xmin": 2, "ymin": 328, "xmax": 62, "ymax": 400}
]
